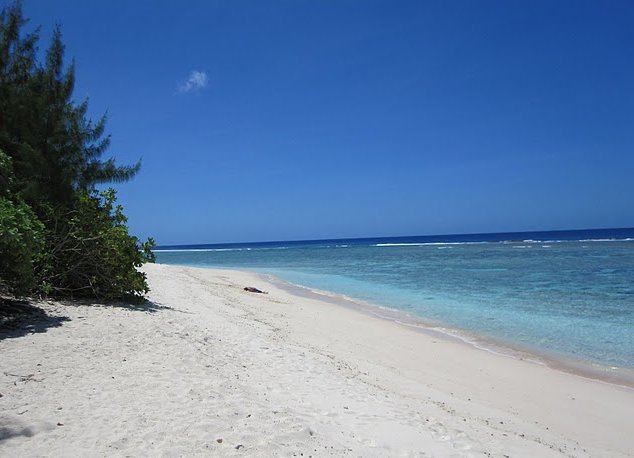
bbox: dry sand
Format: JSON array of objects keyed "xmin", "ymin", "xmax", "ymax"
[{"xmin": 1, "ymin": 263, "xmax": 633, "ymax": 457}]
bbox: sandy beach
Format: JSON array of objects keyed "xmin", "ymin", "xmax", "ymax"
[{"xmin": 1, "ymin": 263, "xmax": 633, "ymax": 457}]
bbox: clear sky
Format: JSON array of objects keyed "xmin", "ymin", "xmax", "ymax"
[{"xmin": 20, "ymin": 0, "xmax": 634, "ymax": 244}]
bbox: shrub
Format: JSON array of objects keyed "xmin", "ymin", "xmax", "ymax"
[
  {"xmin": 0, "ymin": 150, "xmax": 45, "ymax": 296},
  {"xmin": 38, "ymin": 189, "xmax": 155, "ymax": 303},
  {"xmin": 0, "ymin": 198, "xmax": 45, "ymax": 295}
]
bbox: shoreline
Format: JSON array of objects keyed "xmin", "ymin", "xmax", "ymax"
[
  {"xmin": 155, "ymin": 236, "xmax": 634, "ymax": 374},
  {"xmin": 1, "ymin": 263, "xmax": 633, "ymax": 456},
  {"xmin": 244, "ymin": 267, "xmax": 634, "ymax": 389}
]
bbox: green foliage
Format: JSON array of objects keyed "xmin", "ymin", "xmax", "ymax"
[
  {"xmin": 0, "ymin": 148, "xmax": 15, "ymax": 193},
  {"xmin": 0, "ymin": 2, "xmax": 154, "ymax": 303},
  {"xmin": 0, "ymin": 151, "xmax": 45, "ymax": 295},
  {"xmin": 0, "ymin": 197, "xmax": 44, "ymax": 295},
  {"xmin": 0, "ymin": 1, "xmax": 140, "ymax": 207},
  {"xmin": 38, "ymin": 189, "xmax": 155, "ymax": 303}
]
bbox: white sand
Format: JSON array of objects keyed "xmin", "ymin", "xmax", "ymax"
[{"xmin": 1, "ymin": 263, "xmax": 633, "ymax": 457}]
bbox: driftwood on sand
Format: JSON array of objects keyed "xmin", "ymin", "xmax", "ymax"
[{"xmin": 243, "ymin": 287, "xmax": 267, "ymax": 294}]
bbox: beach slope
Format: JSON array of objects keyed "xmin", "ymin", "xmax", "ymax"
[{"xmin": 1, "ymin": 264, "xmax": 632, "ymax": 456}]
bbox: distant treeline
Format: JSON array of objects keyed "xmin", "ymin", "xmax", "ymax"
[{"xmin": 0, "ymin": 1, "xmax": 154, "ymax": 302}]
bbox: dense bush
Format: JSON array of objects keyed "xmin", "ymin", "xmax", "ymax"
[
  {"xmin": 0, "ymin": 150, "xmax": 44, "ymax": 295},
  {"xmin": 0, "ymin": 2, "xmax": 154, "ymax": 302},
  {"xmin": 0, "ymin": 196, "xmax": 45, "ymax": 295},
  {"xmin": 38, "ymin": 189, "xmax": 156, "ymax": 303}
]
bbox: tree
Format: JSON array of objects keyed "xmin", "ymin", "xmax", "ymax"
[
  {"xmin": 0, "ymin": 2, "xmax": 140, "ymax": 208},
  {"xmin": 0, "ymin": 1, "xmax": 154, "ymax": 302}
]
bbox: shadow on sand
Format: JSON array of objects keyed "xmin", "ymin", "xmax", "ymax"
[
  {"xmin": 0, "ymin": 297, "xmax": 176, "ymax": 342},
  {"xmin": 53, "ymin": 299, "xmax": 180, "ymax": 314},
  {"xmin": 105, "ymin": 300, "xmax": 175, "ymax": 313},
  {"xmin": 99, "ymin": 300, "xmax": 191, "ymax": 315},
  {"xmin": 0, "ymin": 299, "xmax": 70, "ymax": 341},
  {"xmin": 0, "ymin": 418, "xmax": 36, "ymax": 443}
]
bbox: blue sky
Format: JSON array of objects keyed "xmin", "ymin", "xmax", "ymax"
[{"xmin": 20, "ymin": 0, "xmax": 634, "ymax": 244}]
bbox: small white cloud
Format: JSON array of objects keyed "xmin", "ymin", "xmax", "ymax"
[{"xmin": 178, "ymin": 70, "xmax": 208, "ymax": 93}]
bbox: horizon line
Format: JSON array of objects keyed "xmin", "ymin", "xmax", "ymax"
[{"xmin": 155, "ymin": 225, "xmax": 634, "ymax": 249}]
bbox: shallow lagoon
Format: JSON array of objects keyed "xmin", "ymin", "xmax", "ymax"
[{"xmin": 156, "ymin": 229, "xmax": 634, "ymax": 368}]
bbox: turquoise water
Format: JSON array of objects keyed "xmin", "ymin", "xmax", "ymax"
[{"xmin": 155, "ymin": 230, "xmax": 634, "ymax": 368}]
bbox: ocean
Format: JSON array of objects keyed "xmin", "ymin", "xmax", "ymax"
[{"xmin": 154, "ymin": 228, "xmax": 634, "ymax": 370}]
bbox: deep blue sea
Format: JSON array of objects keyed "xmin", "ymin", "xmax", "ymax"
[{"xmin": 155, "ymin": 228, "xmax": 634, "ymax": 369}]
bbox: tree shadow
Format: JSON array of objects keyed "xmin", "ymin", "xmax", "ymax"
[
  {"xmin": 0, "ymin": 299, "xmax": 70, "ymax": 341},
  {"xmin": 0, "ymin": 416, "xmax": 53, "ymax": 443},
  {"xmin": 0, "ymin": 423, "xmax": 35, "ymax": 442},
  {"xmin": 0, "ymin": 296, "xmax": 185, "ymax": 342},
  {"xmin": 110, "ymin": 300, "xmax": 176, "ymax": 313},
  {"xmin": 109, "ymin": 300, "xmax": 193, "ymax": 315},
  {"xmin": 54, "ymin": 298, "xmax": 177, "ymax": 314}
]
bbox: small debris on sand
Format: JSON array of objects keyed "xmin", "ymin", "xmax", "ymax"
[{"xmin": 244, "ymin": 287, "xmax": 267, "ymax": 294}]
